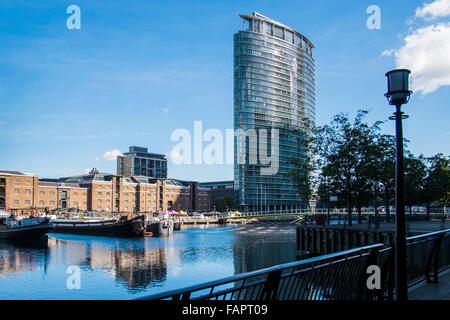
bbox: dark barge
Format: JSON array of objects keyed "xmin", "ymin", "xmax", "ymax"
[{"xmin": 51, "ymin": 215, "xmax": 146, "ymax": 238}]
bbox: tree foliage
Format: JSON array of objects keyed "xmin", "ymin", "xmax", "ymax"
[{"xmin": 286, "ymin": 109, "xmax": 449, "ymax": 220}]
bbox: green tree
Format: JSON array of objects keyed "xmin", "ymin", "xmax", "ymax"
[
  {"xmin": 370, "ymin": 134, "xmax": 397, "ymax": 221},
  {"xmin": 212, "ymin": 196, "xmax": 236, "ymax": 212},
  {"xmin": 316, "ymin": 110, "xmax": 382, "ymax": 225},
  {"xmin": 404, "ymin": 155, "xmax": 427, "ymax": 214},
  {"xmin": 423, "ymin": 154, "xmax": 450, "ymax": 213}
]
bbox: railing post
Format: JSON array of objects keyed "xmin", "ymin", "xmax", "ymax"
[
  {"xmin": 386, "ymin": 246, "xmax": 396, "ymax": 300},
  {"xmin": 356, "ymin": 247, "xmax": 380, "ymax": 300},
  {"xmin": 259, "ymin": 269, "xmax": 282, "ymax": 301},
  {"xmin": 425, "ymin": 234, "xmax": 444, "ymax": 283}
]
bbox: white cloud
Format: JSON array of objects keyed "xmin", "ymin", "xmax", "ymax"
[
  {"xmin": 380, "ymin": 49, "xmax": 394, "ymax": 57},
  {"xmin": 394, "ymin": 22, "xmax": 450, "ymax": 94},
  {"xmin": 162, "ymin": 108, "xmax": 169, "ymax": 114},
  {"xmin": 96, "ymin": 149, "xmax": 122, "ymax": 161},
  {"xmin": 382, "ymin": 1, "xmax": 450, "ymax": 94},
  {"xmin": 415, "ymin": 0, "xmax": 450, "ymax": 20}
]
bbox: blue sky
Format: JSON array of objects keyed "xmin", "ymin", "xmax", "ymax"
[{"xmin": 0, "ymin": 0, "xmax": 449, "ymax": 181}]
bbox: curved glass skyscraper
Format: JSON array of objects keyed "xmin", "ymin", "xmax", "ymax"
[{"xmin": 234, "ymin": 12, "xmax": 315, "ymax": 212}]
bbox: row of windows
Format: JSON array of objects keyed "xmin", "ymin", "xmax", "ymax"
[
  {"xmin": 235, "ymin": 62, "xmax": 315, "ymax": 92},
  {"xmin": 13, "ymin": 189, "xmax": 31, "ymax": 195},
  {"xmin": 236, "ymin": 104, "xmax": 316, "ymax": 122},
  {"xmin": 10, "ymin": 180, "xmax": 32, "ymax": 185},
  {"xmin": 236, "ymin": 100, "xmax": 315, "ymax": 117},
  {"xmin": 236, "ymin": 57, "xmax": 315, "ymax": 86},
  {"xmin": 237, "ymin": 88, "xmax": 315, "ymax": 110},
  {"xmin": 237, "ymin": 31, "xmax": 314, "ymax": 63},
  {"xmin": 234, "ymin": 47, "xmax": 315, "ymax": 82},
  {"xmin": 236, "ymin": 37, "xmax": 315, "ymax": 75},
  {"xmin": 236, "ymin": 41, "xmax": 314, "ymax": 73},
  {"xmin": 243, "ymin": 22, "xmax": 313, "ymax": 57},
  {"xmin": 236, "ymin": 70, "xmax": 315, "ymax": 94}
]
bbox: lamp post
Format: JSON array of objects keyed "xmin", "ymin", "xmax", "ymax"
[{"xmin": 385, "ymin": 68, "xmax": 412, "ymax": 301}]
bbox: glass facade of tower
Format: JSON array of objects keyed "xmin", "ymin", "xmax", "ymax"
[{"xmin": 234, "ymin": 13, "xmax": 315, "ymax": 212}]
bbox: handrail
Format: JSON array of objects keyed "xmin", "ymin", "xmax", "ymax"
[
  {"xmin": 136, "ymin": 243, "xmax": 385, "ymax": 300},
  {"xmin": 135, "ymin": 229, "xmax": 450, "ymax": 300},
  {"xmin": 406, "ymin": 228, "xmax": 449, "ymax": 241}
]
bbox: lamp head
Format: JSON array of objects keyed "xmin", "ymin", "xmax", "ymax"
[{"xmin": 385, "ymin": 69, "xmax": 412, "ymax": 105}]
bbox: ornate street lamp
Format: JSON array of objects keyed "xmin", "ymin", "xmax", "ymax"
[{"xmin": 385, "ymin": 68, "xmax": 412, "ymax": 301}]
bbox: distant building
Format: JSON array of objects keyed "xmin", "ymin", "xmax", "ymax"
[
  {"xmin": 117, "ymin": 146, "xmax": 167, "ymax": 179},
  {"xmin": 0, "ymin": 169, "xmax": 210, "ymax": 214},
  {"xmin": 199, "ymin": 181, "xmax": 234, "ymax": 207}
]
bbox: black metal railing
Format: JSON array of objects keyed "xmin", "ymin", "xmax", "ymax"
[
  {"xmin": 136, "ymin": 229, "xmax": 450, "ymax": 300},
  {"xmin": 406, "ymin": 229, "xmax": 450, "ymax": 286}
]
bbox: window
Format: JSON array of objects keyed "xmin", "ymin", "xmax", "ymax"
[
  {"xmin": 285, "ymin": 30, "xmax": 293, "ymax": 44},
  {"xmin": 25, "ymin": 200, "xmax": 30, "ymax": 206},
  {"xmin": 97, "ymin": 199, "xmax": 102, "ymax": 204},
  {"xmin": 273, "ymin": 25, "xmax": 284, "ymax": 39},
  {"xmin": 50, "ymin": 191, "xmax": 55, "ymax": 196},
  {"xmin": 25, "ymin": 189, "xmax": 31, "ymax": 195},
  {"xmin": 50, "ymin": 201, "xmax": 55, "ymax": 206},
  {"xmin": 265, "ymin": 22, "xmax": 272, "ymax": 35},
  {"xmin": 106, "ymin": 192, "xmax": 110, "ymax": 196},
  {"xmin": 253, "ymin": 19, "xmax": 260, "ymax": 32},
  {"xmin": 40, "ymin": 191, "xmax": 45, "ymax": 196},
  {"xmin": 98, "ymin": 192, "xmax": 102, "ymax": 196},
  {"xmin": 39, "ymin": 201, "xmax": 44, "ymax": 206},
  {"xmin": 73, "ymin": 201, "xmax": 78, "ymax": 207},
  {"xmin": 14, "ymin": 189, "xmax": 19, "ymax": 194},
  {"xmin": 74, "ymin": 192, "xmax": 78, "ymax": 197},
  {"xmin": 13, "ymin": 200, "xmax": 19, "ymax": 205},
  {"xmin": 83, "ymin": 202, "xmax": 87, "ymax": 206}
]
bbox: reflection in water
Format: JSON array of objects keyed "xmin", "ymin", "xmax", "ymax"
[
  {"xmin": 46, "ymin": 236, "xmax": 168, "ymax": 291},
  {"xmin": 0, "ymin": 223, "xmax": 298, "ymax": 299},
  {"xmin": 232, "ymin": 224, "xmax": 297, "ymax": 274},
  {"xmin": 0, "ymin": 239, "xmax": 50, "ymax": 277}
]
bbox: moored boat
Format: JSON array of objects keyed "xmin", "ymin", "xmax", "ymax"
[
  {"xmin": 0, "ymin": 209, "xmax": 54, "ymax": 241},
  {"xmin": 51, "ymin": 215, "xmax": 146, "ymax": 238},
  {"xmin": 146, "ymin": 219, "xmax": 174, "ymax": 236}
]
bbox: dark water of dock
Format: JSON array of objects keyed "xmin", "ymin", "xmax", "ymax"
[{"xmin": 0, "ymin": 223, "xmax": 297, "ymax": 299}]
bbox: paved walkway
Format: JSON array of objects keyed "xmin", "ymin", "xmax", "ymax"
[
  {"xmin": 316, "ymin": 220, "xmax": 448, "ymax": 235},
  {"xmin": 409, "ymin": 268, "xmax": 450, "ymax": 300}
]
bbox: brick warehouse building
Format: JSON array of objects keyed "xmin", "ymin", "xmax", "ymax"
[{"xmin": 0, "ymin": 170, "xmax": 210, "ymax": 214}]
